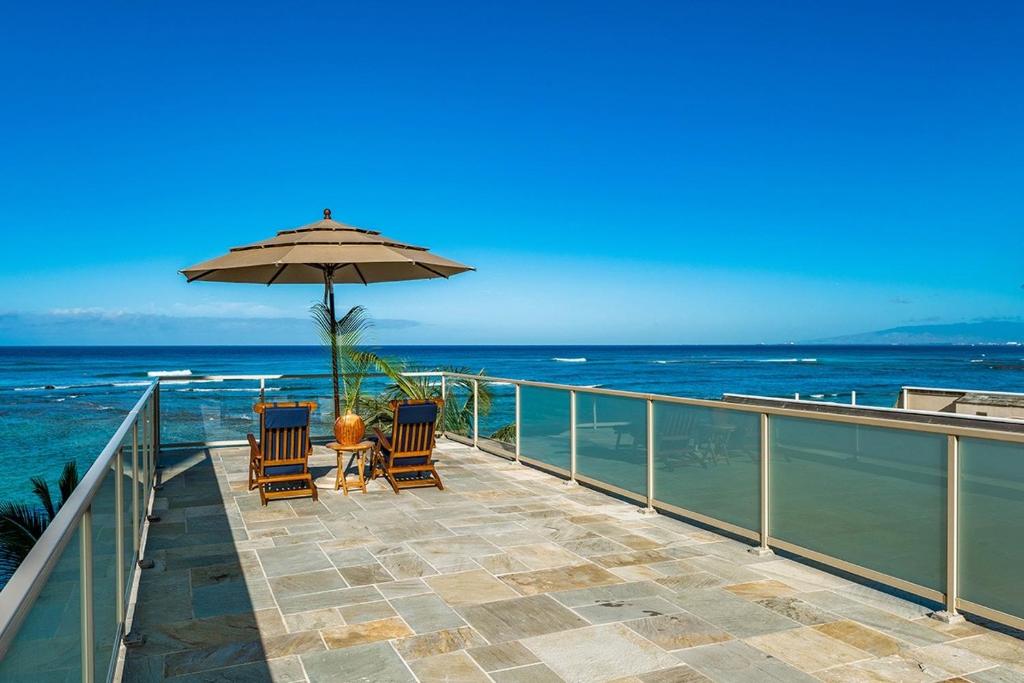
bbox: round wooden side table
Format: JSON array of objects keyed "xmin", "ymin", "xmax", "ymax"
[{"xmin": 327, "ymin": 441, "xmax": 375, "ymax": 495}]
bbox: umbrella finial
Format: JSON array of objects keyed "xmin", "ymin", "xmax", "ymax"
[{"xmin": 323, "ymin": 208, "xmax": 332, "ymax": 220}]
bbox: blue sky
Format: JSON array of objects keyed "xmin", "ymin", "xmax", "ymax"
[{"xmin": 0, "ymin": 1, "xmax": 1021, "ymax": 345}]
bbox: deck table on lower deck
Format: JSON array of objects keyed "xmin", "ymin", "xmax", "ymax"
[{"xmin": 119, "ymin": 440, "xmax": 1024, "ymax": 682}]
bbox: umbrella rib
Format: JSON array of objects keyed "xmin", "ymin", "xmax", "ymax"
[
  {"xmin": 265, "ymin": 264, "xmax": 287, "ymax": 286},
  {"xmin": 351, "ymin": 263, "xmax": 369, "ymax": 286},
  {"xmin": 185, "ymin": 269, "xmax": 215, "ymax": 283},
  {"xmin": 416, "ymin": 263, "xmax": 449, "ymax": 279}
]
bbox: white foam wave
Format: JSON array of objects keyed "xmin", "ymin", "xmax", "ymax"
[
  {"xmin": 756, "ymin": 358, "xmax": 818, "ymax": 363},
  {"xmin": 114, "ymin": 381, "xmax": 152, "ymax": 387},
  {"xmin": 148, "ymin": 369, "xmax": 193, "ymax": 378},
  {"xmin": 652, "ymin": 360, "xmax": 683, "ymax": 364},
  {"xmin": 175, "ymin": 387, "xmax": 280, "ymax": 393},
  {"xmin": 552, "ymin": 357, "xmax": 587, "ymax": 363}
]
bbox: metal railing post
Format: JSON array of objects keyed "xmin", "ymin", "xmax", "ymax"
[
  {"xmin": 934, "ymin": 434, "xmax": 964, "ymax": 623},
  {"xmin": 259, "ymin": 377, "xmax": 266, "ymax": 403},
  {"xmin": 472, "ymin": 379, "xmax": 479, "ymax": 448},
  {"xmin": 153, "ymin": 386, "xmax": 161, "ymax": 460},
  {"xmin": 640, "ymin": 399, "xmax": 656, "ymax": 515},
  {"xmin": 142, "ymin": 414, "xmax": 150, "ymax": 508},
  {"xmin": 114, "ymin": 449, "xmax": 125, "ymax": 623},
  {"xmin": 131, "ymin": 422, "xmax": 139, "ymax": 555},
  {"xmin": 567, "ymin": 390, "xmax": 578, "ymax": 485},
  {"xmin": 851, "ymin": 390, "xmax": 857, "ymax": 406},
  {"xmin": 80, "ymin": 508, "xmax": 94, "ymax": 683},
  {"xmin": 750, "ymin": 413, "xmax": 773, "ymax": 556},
  {"xmin": 440, "ymin": 374, "xmax": 447, "ymax": 438},
  {"xmin": 514, "ymin": 383, "xmax": 521, "ymax": 463}
]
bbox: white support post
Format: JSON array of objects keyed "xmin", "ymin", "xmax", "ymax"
[
  {"xmin": 639, "ymin": 399, "xmax": 657, "ymax": 515},
  {"xmin": 131, "ymin": 423, "xmax": 139, "ymax": 555},
  {"xmin": 440, "ymin": 374, "xmax": 447, "ymax": 438},
  {"xmin": 933, "ymin": 434, "xmax": 965, "ymax": 623},
  {"xmin": 565, "ymin": 390, "xmax": 578, "ymax": 487},
  {"xmin": 80, "ymin": 508, "xmax": 94, "ymax": 683},
  {"xmin": 794, "ymin": 393, "xmax": 800, "ymax": 401},
  {"xmin": 114, "ymin": 449, "xmax": 125, "ymax": 623},
  {"xmin": 472, "ymin": 379, "xmax": 479, "ymax": 448},
  {"xmin": 749, "ymin": 413, "xmax": 774, "ymax": 556},
  {"xmin": 514, "ymin": 383, "xmax": 521, "ymax": 463},
  {"xmin": 259, "ymin": 377, "xmax": 266, "ymax": 403},
  {"xmin": 142, "ymin": 414, "xmax": 150, "ymax": 510},
  {"xmin": 851, "ymin": 390, "xmax": 857, "ymax": 405}
]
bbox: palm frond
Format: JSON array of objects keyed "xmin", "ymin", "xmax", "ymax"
[
  {"xmin": 57, "ymin": 461, "xmax": 79, "ymax": 512},
  {"xmin": 0, "ymin": 501, "xmax": 50, "ymax": 560},
  {"xmin": 30, "ymin": 476, "xmax": 56, "ymax": 521}
]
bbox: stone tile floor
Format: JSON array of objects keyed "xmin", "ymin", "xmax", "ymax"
[{"xmin": 118, "ymin": 440, "xmax": 1024, "ymax": 682}]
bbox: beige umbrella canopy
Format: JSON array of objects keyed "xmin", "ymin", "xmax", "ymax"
[
  {"xmin": 180, "ymin": 209, "xmax": 474, "ymax": 418},
  {"xmin": 181, "ymin": 208, "xmax": 473, "ymax": 287}
]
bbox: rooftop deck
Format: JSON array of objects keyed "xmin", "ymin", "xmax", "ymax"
[{"xmin": 120, "ymin": 440, "xmax": 1024, "ymax": 683}]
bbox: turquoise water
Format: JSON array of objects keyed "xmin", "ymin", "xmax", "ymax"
[{"xmin": 1, "ymin": 344, "xmax": 1022, "ymax": 503}]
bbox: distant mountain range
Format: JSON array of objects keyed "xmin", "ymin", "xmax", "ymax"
[{"xmin": 812, "ymin": 320, "xmax": 1024, "ymax": 345}]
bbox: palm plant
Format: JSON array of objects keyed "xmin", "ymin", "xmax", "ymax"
[
  {"xmin": 311, "ymin": 303, "xmax": 408, "ymax": 422},
  {"xmin": 0, "ymin": 461, "xmax": 79, "ymax": 584},
  {"xmin": 377, "ymin": 367, "xmax": 494, "ymax": 435}
]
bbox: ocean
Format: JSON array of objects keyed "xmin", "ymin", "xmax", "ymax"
[{"xmin": 2, "ymin": 344, "xmax": 1023, "ymax": 504}]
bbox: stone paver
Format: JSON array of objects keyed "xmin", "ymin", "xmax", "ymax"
[{"xmin": 119, "ymin": 440, "xmax": 1024, "ymax": 682}]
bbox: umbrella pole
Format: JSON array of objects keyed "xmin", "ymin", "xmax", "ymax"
[{"xmin": 324, "ymin": 268, "xmax": 341, "ymax": 424}]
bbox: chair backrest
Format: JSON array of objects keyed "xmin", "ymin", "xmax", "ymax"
[
  {"xmin": 254, "ymin": 401, "xmax": 316, "ymax": 463},
  {"xmin": 389, "ymin": 399, "xmax": 443, "ymax": 459}
]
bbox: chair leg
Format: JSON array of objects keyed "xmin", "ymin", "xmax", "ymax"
[
  {"xmin": 259, "ymin": 483, "xmax": 268, "ymax": 506},
  {"xmin": 432, "ymin": 467, "xmax": 444, "ymax": 491},
  {"xmin": 308, "ymin": 474, "xmax": 318, "ymax": 501},
  {"xmin": 385, "ymin": 472, "xmax": 401, "ymax": 495}
]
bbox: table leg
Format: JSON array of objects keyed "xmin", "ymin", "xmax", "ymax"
[
  {"xmin": 341, "ymin": 452, "xmax": 351, "ymax": 496},
  {"xmin": 358, "ymin": 450, "xmax": 367, "ymax": 493},
  {"xmin": 335, "ymin": 451, "xmax": 342, "ymax": 492}
]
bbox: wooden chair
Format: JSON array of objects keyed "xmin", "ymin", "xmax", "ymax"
[
  {"xmin": 248, "ymin": 401, "xmax": 318, "ymax": 505},
  {"xmin": 373, "ymin": 399, "xmax": 444, "ymax": 494}
]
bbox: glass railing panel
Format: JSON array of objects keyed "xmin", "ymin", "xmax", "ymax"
[
  {"xmin": 442, "ymin": 380, "xmax": 474, "ymax": 440},
  {"xmin": 0, "ymin": 524, "xmax": 83, "ymax": 682},
  {"xmin": 959, "ymin": 437, "xmax": 1024, "ymax": 620},
  {"xmin": 652, "ymin": 402, "xmax": 759, "ymax": 530},
  {"xmin": 519, "ymin": 386, "xmax": 570, "ymax": 470},
  {"xmin": 770, "ymin": 416, "xmax": 946, "ymax": 591},
  {"xmin": 575, "ymin": 393, "xmax": 647, "ymax": 497},
  {"xmin": 158, "ymin": 377, "xmax": 264, "ymax": 444},
  {"xmin": 477, "ymin": 380, "xmax": 516, "ymax": 458},
  {"xmin": 92, "ymin": 471, "xmax": 119, "ymax": 681},
  {"xmin": 120, "ymin": 447, "xmax": 136, "ymax": 606}
]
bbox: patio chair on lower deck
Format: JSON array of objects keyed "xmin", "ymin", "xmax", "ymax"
[
  {"xmin": 373, "ymin": 399, "xmax": 444, "ymax": 494},
  {"xmin": 248, "ymin": 401, "xmax": 318, "ymax": 505}
]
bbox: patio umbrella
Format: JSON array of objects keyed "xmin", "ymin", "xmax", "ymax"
[{"xmin": 180, "ymin": 209, "xmax": 473, "ymax": 419}]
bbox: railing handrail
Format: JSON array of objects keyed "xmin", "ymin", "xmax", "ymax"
[
  {"xmin": 443, "ymin": 371, "xmax": 1024, "ymax": 444},
  {"xmin": 0, "ymin": 380, "xmax": 158, "ymax": 658},
  {"xmin": 722, "ymin": 392, "xmax": 1024, "ymax": 428},
  {"xmin": 158, "ymin": 371, "xmax": 444, "ymax": 383}
]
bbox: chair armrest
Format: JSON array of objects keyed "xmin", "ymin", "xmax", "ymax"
[
  {"xmin": 373, "ymin": 427, "xmax": 392, "ymax": 452},
  {"xmin": 247, "ymin": 433, "xmax": 262, "ymax": 459}
]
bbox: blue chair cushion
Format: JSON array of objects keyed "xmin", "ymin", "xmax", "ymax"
[
  {"xmin": 265, "ymin": 464, "xmax": 305, "ymax": 476},
  {"xmin": 396, "ymin": 402, "xmax": 437, "ymax": 425},
  {"xmin": 264, "ymin": 407, "xmax": 309, "ymax": 429}
]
